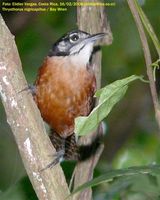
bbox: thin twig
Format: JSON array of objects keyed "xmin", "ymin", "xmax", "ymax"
[{"xmin": 127, "ymin": 0, "xmax": 160, "ymax": 130}]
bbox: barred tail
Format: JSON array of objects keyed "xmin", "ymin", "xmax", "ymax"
[
  {"xmin": 50, "ymin": 129, "xmax": 101, "ymax": 162},
  {"xmin": 49, "ymin": 129, "xmax": 79, "ymax": 161}
]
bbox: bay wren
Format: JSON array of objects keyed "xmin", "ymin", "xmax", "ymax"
[{"xmin": 33, "ymin": 30, "xmax": 105, "ymax": 167}]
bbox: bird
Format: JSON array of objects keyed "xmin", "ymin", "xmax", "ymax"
[{"xmin": 33, "ymin": 30, "xmax": 105, "ymax": 167}]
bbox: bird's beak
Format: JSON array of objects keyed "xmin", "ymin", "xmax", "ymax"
[{"xmin": 83, "ymin": 32, "xmax": 106, "ymax": 44}]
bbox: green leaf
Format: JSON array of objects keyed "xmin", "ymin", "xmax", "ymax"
[
  {"xmin": 75, "ymin": 75, "xmax": 142, "ymax": 136},
  {"xmin": 70, "ymin": 165, "xmax": 160, "ymax": 196}
]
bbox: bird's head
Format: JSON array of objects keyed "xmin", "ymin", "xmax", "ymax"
[{"xmin": 49, "ymin": 30, "xmax": 105, "ymax": 65}]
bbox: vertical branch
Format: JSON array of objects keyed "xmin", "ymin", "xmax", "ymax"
[
  {"xmin": 77, "ymin": 0, "xmax": 112, "ymax": 89},
  {"xmin": 72, "ymin": 1, "xmax": 113, "ymax": 200},
  {"xmin": 0, "ymin": 15, "xmax": 70, "ymax": 200},
  {"xmin": 127, "ymin": 0, "xmax": 160, "ymax": 130}
]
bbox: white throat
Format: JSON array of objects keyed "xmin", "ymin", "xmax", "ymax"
[{"xmin": 69, "ymin": 43, "xmax": 93, "ymax": 67}]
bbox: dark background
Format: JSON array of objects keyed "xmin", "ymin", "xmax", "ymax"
[{"xmin": 0, "ymin": 0, "xmax": 160, "ymax": 199}]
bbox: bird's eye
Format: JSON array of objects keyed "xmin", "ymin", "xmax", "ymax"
[{"xmin": 69, "ymin": 34, "xmax": 79, "ymax": 43}]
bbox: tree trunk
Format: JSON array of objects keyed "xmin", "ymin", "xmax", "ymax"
[{"xmin": 72, "ymin": 1, "xmax": 113, "ymax": 199}]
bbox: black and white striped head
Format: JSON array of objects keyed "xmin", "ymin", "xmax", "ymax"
[{"xmin": 49, "ymin": 30, "xmax": 105, "ymax": 62}]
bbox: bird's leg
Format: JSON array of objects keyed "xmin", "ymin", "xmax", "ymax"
[
  {"xmin": 42, "ymin": 132, "xmax": 78, "ymax": 171},
  {"xmin": 40, "ymin": 131, "xmax": 66, "ymax": 170},
  {"xmin": 40, "ymin": 149, "xmax": 65, "ymax": 172},
  {"xmin": 40, "ymin": 139, "xmax": 65, "ymax": 171}
]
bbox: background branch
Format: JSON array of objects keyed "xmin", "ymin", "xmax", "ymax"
[
  {"xmin": 0, "ymin": 15, "xmax": 70, "ymax": 200},
  {"xmin": 72, "ymin": 1, "xmax": 113, "ymax": 199},
  {"xmin": 127, "ymin": 0, "xmax": 160, "ymax": 131}
]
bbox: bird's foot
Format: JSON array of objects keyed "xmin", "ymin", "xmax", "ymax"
[
  {"xmin": 40, "ymin": 149, "xmax": 65, "ymax": 172},
  {"xmin": 18, "ymin": 84, "xmax": 36, "ymax": 95}
]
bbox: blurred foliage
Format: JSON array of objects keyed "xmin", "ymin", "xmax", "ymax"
[
  {"xmin": 0, "ymin": 0, "xmax": 160, "ymax": 199},
  {"xmin": 0, "ymin": 177, "xmax": 37, "ymax": 200},
  {"xmin": 71, "ymin": 165, "xmax": 160, "ymax": 199}
]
